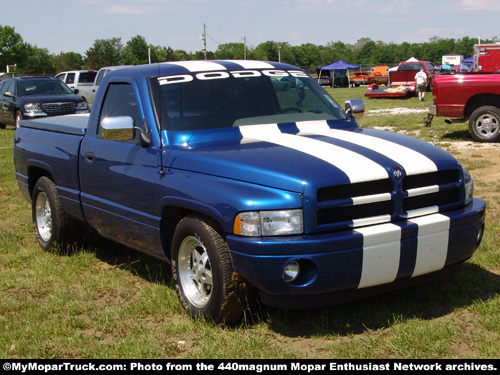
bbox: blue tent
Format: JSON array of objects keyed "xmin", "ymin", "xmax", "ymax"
[
  {"xmin": 319, "ymin": 60, "xmax": 360, "ymax": 87},
  {"xmin": 463, "ymin": 56, "xmax": 473, "ymax": 63},
  {"xmin": 321, "ymin": 60, "xmax": 360, "ymax": 70}
]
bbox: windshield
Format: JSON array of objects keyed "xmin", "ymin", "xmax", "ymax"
[
  {"xmin": 18, "ymin": 79, "xmax": 73, "ymax": 96},
  {"xmin": 153, "ymin": 69, "xmax": 347, "ymax": 131}
]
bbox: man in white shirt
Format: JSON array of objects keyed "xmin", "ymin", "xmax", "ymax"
[{"xmin": 414, "ymin": 68, "xmax": 428, "ymax": 101}]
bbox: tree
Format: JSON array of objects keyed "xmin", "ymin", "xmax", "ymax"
[
  {"xmin": 0, "ymin": 25, "xmax": 28, "ymax": 71},
  {"xmin": 22, "ymin": 45, "xmax": 55, "ymax": 75},
  {"xmin": 84, "ymin": 37, "xmax": 123, "ymax": 69},
  {"xmin": 214, "ymin": 43, "xmax": 245, "ymax": 59},
  {"xmin": 53, "ymin": 52, "xmax": 83, "ymax": 72},
  {"xmin": 122, "ymin": 35, "xmax": 149, "ymax": 65},
  {"xmin": 321, "ymin": 41, "xmax": 353, "ymax": 65},
  {"xmin": 292, "ymin": 43, "xmax": 322, "ymax": 67},
  {"xmin": 354, "ymin": 39, "xmax": 378, "ymax": 65}
]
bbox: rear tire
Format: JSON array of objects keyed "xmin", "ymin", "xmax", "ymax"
[
  {"xmin": 171, "ymin": 215, "xmax": 246, "ymax": 324},
  {"xmin": 468, "ymin": 106, "xmax": 500, "ymax": 142},
  {"xmin": 32, "ymin": 177, "xmax": 68, "ymax": 251}
]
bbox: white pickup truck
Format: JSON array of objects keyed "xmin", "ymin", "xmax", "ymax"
[
  {"xmin": 57, "ymin": 67, "xmax": 131, "ymax": 109},
  {"xmin": 56, "ymin": 70, "xmax": 97, "ymax": 102}
]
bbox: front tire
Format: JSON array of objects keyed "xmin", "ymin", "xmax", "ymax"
[
  {"xmin": 32, "ymin": 177, "xmax": 67, "ymax": 250},
  {"xmin": 468, "ymin": 106, "xmax": 500, "ymax": 142},
  {"xmin": 171, "ymin": 215, "xmax": 246, "ymax": 324}
]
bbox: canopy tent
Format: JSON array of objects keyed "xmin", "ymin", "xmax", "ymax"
[
  {"xmin": 318, "ymin": 60, "xmax": 360, "ymax": 87},
  {"xmin": 463, "ymin": 56, "xmax": 473, "ymax": 63}
]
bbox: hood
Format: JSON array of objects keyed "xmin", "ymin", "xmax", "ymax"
[
  {"xmin": 164, "ymin": 120, "xmax": 459, "ymax": 194},
  {"xmin": 19, "ymin": 93, "xmax": 84, "ymax": 104}
]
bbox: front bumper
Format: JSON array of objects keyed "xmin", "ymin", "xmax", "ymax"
[{"xmin": 227, "ymin": 198, "xmax": 486, "ymax": 306}]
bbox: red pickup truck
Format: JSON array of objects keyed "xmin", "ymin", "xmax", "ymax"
[
  {"xmin": 427, "ymin": 72, "xmax": 500, "ymax": 142},
  {"xmin": 365, "ymin": 61, "xmax": 434, "ymax": 98}
]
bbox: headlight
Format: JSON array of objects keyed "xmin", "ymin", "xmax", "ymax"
[
  {"xmin": 76, "ymin": 101, "xmax": 88, "ymax": 110},
  {"xmin": 462, "ymin": 166, "xmax": 474, "ymax": 205},
  {"xmin": 234, "ymin": 209, "xmax": 303, "ymax": 236},
  {"xmin": 24, "ymin": 103, "xmax": 44, "ymax": 113}
]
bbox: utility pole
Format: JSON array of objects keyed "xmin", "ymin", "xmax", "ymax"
[
  {"xmin": 278, "ymin": 43, "xmax": 281, "ymax": 63},
  {"xmin": 201, "ymin": 24, "xmax": 207, "ymax": 60},
  {"xmin": 244, "ymin": 36, "xmax": 247, "ymax": 60}
]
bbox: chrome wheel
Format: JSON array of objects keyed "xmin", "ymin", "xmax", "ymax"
[
  {"xmin": 178, "ymin": 235, "xmax": 213, "ymax": 308},
  {"xmin": 35, "ymin": 191, "xmax": 52, "ymax": 242},
  {"xmin": 474, "ymin": 113, "xmax": 499, "ymax": 139},
  {"xmin": 469, "ymin": 106, "xmax": 500, "ymax": 142},
  {"xmin": 172, "ymin": 215, "xmax": 247, "ymax": 324}
]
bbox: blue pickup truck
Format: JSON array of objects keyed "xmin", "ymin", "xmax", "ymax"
[{"xmin": 14, "ymin": 60, "xmax": 486, "ymax": 324}]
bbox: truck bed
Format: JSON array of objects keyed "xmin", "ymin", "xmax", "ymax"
[
  {"xmin": 364, "ymin": 85, "xmax": 412, "ymax": 98},
  {"xmin": 19, "ymin": 113, "xmax": 89, "ymax": 135}
]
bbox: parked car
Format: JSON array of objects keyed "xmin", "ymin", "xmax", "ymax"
[
  {"xmin": 13, "ymin": 60, "xmax": 485, "ymax": 324},
  {"xmin": 316, "ymin": 69, "xmax": 332, "ymax": 86},
  {"xmin": 0, "ymin": 76, "xmax": 89, "ymax": 129},
  {"xmin": 55, "ymin": 70, "xmax": 97, "ymax": 90},
  {"xmin": 77, "ymin": 65, "xmax": 133, "ymax": 108},
  {"xmin": 365, "ymin": 60, "xmax": 434, "ymax": 98},
  {"xmin": 55, "ymin": 70, "xmax": 97, "ymax": 104}
]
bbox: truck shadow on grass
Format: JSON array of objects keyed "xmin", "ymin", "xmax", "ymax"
[
  {"xmin": 441, "ymin": 129, "xmax": 472, "ymax": 141},
  {"xmin": 265, "ymin": 263, "xmax": 500, "ymax": 337},
  {"xmin": 53, "ymin": 226, "xmax": 499, "ymax": 335}
]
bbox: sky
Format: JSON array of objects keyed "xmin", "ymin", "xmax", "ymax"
[{"xmin": 2, "ymin": 0, "xmax": 500, "ymax": 56}]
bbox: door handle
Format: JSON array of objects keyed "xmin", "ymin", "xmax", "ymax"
[{"xmin": 85, "ymin": 152, "xmax": 95, "ymax": 163}]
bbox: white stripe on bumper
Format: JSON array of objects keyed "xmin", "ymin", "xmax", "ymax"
[{"xmin": 356, "ymin": 213, "xmax": 450, "ymax": 288}]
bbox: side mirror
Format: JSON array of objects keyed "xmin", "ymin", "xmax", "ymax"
[
  {"xmin": 4, "ymin": 91, "xmax": 14, "ymax": 98},
  {"xmin": 101, "ymin": 116, "xmax": 135, "ymax": 141},
  {"xmin": 74, "ymin": 89, "xmax": 80, "ymax": 95},
  {"xmin": 100, "ymin": 116, "xmax": 150, "ymax": 147},
  {"xmin": 345, "ymin": 98, "xmax": 365, "ymax": 116}
]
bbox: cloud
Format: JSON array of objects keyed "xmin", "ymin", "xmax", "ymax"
[
  {"xmin": 457, "ymin": 0, "xmax": 500, "ymax": 11},
  {"xmin": 103, "ymin": 5, "xmax": 153, "ymax": 15}
]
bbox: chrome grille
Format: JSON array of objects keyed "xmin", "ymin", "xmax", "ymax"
[
  {"xmin": 41, "ymin": 102, "xmax": 75, "ymax": 115},
  {"xmin": 316, "ymin": 169, "xmax": 462, "ymax": 228}
]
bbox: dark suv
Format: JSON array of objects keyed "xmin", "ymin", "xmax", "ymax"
[{"xmin": 0, "ymin": 76, "xmax": 89, "ymax": 129}]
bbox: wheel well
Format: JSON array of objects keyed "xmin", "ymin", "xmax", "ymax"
[
  {"xmin": 159, "ymin": 206, "xmax": 226, "ymax": 260},
  {"xmin": 465, "ymin": 94, "xmax": 500, "ymax": 118},
  {"xmin": 28, "ymin": 167, "xmax": 53, "ymax": 198}
]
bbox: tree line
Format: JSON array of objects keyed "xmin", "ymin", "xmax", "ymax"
[{"xmin": 1, "ymin": 25, "xmax": 498, "ymax": 76}]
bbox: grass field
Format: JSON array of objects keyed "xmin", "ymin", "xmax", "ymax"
[{"xmin": 0, "ymin": 87, "xmax": 499, "ymax": 359}]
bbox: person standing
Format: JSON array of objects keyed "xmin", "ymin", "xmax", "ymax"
[{"xmin": 414, "ymin": 68, "xmax": 428, "ymax": 101}]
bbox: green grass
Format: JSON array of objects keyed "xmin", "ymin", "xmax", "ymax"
[{"xmin": 1, "ymin": 90, "xmax": 499, "ymax": 359}]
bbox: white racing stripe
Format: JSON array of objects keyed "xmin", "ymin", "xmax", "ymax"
[
  {"xmin": 296, "ymin": 120, "xmax": 437, "ymax": 175},
  {"xmin": 410, "ymin": 214, "xmax": 450, "ymax": 277},
  {"xmin": 239, "ymin": 124, "xmax": 388, "ymax": 183},
  {"xmin": 223, "ymin": 60, "xmax": 275, "ymax": 69},
  {"xmin": 168, "ymin": 61, "xmax": 228, "ymax": 72},
  {"xmin": 356, "ymin": 213, "xmax": 451, "ymax": 288},
  {"xmin": 356, "ymin": 223, "xmax": 401, "ymax": 288}
]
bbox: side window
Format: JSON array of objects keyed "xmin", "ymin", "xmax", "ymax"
[
  {"xmin": 95, "ymin": 69, "xmax": 108, "ymax": 86},
  {"xmin": 66, "ymin": 73, "xmax": 75, "ymax": 84},
  {"xmin": 2, "ymin": 81, "xmax": 16, "ymax": 95},
  {"xmin": 98, "ymin": 83, "xmax": 143, "ymax": 142}
]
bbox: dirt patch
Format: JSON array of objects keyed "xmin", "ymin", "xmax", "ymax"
[{"xmin": 367, "ymin": 108, "xmax": 429, "ymax": 116}]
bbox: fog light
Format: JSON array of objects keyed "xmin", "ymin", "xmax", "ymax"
[{"xmin": 283, "ymin": 260, "xmax": 300, "ymax": 283}]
